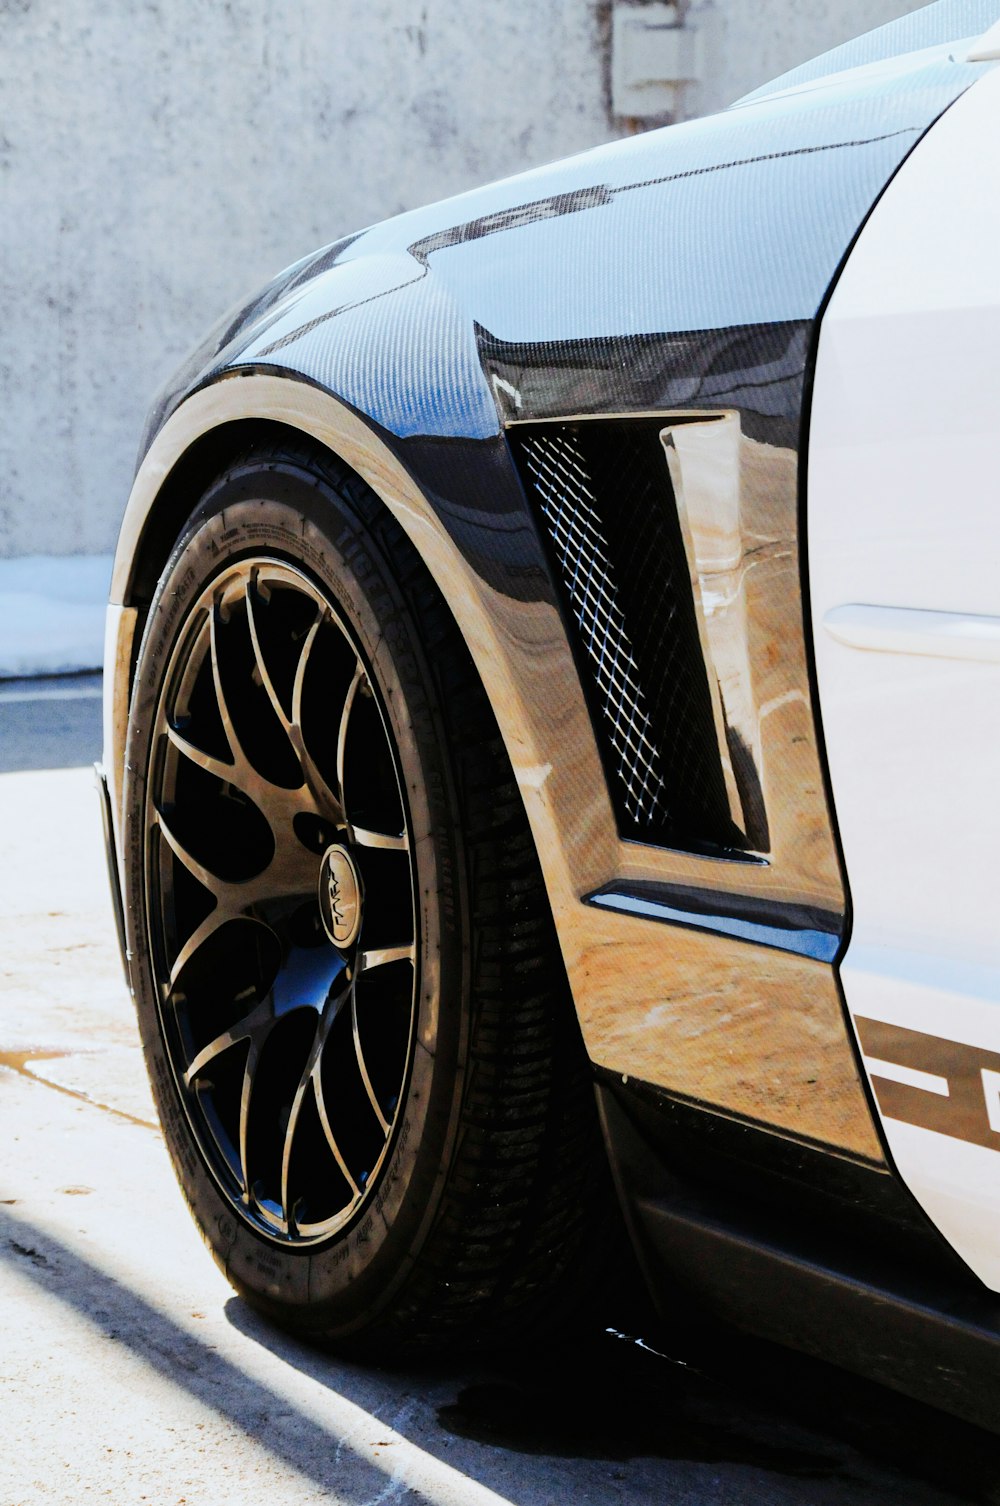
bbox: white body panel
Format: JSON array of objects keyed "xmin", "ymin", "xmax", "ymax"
[{"xmin": 808, "ymin": 65, "xmax": 1000, "ymax": 1287}]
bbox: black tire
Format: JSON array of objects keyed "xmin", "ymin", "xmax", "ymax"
[{"xmin": 122, "ymin": 436, "xmax": 616, "ymax": 1354}]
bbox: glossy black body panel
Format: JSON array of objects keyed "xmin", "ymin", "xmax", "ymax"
[
  {"xmin": 485, "ymin": 320, "xmax": 808, "ymax": 442},
  {"xmin": 598, "ymin": 1072, "xmax": 963, "ymax": 1256},
  {"xmin": 597, "ymin": 1079, "xmax": 1000, "ymax": 1433}
]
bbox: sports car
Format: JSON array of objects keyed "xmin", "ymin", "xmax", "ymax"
[{"xmin": 100, "ymin": 0, "xmax": 1000, "ymax": 1431}]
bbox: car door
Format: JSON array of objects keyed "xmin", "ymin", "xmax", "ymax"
[{"xmin": 808, "ymin": 59, "xmax": 1000, "ymax": 1288}]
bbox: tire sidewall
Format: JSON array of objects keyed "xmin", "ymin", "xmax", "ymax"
[{"xmin": 123, "ymin": 462, "xmax": 470, "ymax": 1336}]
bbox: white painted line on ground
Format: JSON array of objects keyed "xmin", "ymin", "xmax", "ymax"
[{"xmin": 0, "ymin": 682, "xmax": 103, "ymax": 703}]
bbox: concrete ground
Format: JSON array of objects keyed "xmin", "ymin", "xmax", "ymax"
[{"xmin": 0, "ymin": 679, "xmax": 997, "ymax": 1505}]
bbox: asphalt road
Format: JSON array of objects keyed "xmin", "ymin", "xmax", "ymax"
[
  {"xmin": 0, "ymin": 672, "xmax": 103, "ymax": 772},
  {"xmin": 1, "ymin": 677, "xmax": 998, "ymax": 1504}
]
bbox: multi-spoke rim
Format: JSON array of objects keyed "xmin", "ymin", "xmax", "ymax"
[{"xmin": 145, "ymin": 558, "xmax": 417, "ymax": 1245}]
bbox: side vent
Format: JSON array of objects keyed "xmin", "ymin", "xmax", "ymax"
[{"xmin": 509, "ymin": 419, "xmax": 740, "ymax": 853}]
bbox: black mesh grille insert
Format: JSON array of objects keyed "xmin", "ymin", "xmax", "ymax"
[{"xmin": 510, "ymin": 420, "xmax": 740, "ymax": 852}]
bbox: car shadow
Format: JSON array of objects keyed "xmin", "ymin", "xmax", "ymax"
[
  {"xmin": 224, "ymin": 1296, "xmax": 843, "ymax": 1477},
  {"xmin": 2, "ymin": 1198, "xmax": 997, "ymax": 1505},
  {"xmin": 222, "ymin": 1283, "xmax": 1000, "ymax": 1503}
]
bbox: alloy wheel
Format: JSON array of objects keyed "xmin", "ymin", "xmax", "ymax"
[{"xmin": 145, "ymin": 558, "xmax": 416, "ymax": 1245}]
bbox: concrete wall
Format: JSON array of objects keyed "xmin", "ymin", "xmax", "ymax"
[
  {"xmin": 0, "ymin": 0, "xmax": 925, "ymax": 559},
  {"xmin": 691, "ymin": 0, "xmax": 932, "ymax": 116}
]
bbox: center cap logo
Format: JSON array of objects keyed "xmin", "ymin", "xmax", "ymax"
[{"xmin": 318, "ymin": 844, "xmax": 363, "ymax": 949}]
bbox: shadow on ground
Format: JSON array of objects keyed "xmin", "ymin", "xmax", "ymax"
[
  {"xmin": 3, "ymin": 1197, "xmax": 999, "ymax": 1504},
  {"xmin": 225, "ymin": 1295, "xmax": 1000, "ymax": 1503}
]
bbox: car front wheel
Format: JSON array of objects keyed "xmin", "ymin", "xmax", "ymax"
[{"xmin": 122, "ymin": 437, "xmax": 614, "ymax": 1353}]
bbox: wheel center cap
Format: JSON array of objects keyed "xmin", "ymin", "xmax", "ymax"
[{"xmin": 318, "ymin": 844, "xmax": 363, "ymax": 949}]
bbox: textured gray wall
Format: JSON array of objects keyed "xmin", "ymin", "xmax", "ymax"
[
  {"xmin": 691, "ymin": 0, "xmax": 931, "ymax": 115},
  {"xmin": 0, "ymin": 0, "xmax": 925, "ymax": 558}
]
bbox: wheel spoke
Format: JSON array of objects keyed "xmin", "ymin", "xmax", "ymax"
[
  {"xmin": 237, "ymin": 1011, "xmax": 285, "ymax": 1209},
  {"xmin": 336, "ymin": 665, "xmax": 364, "ymax": 808},
  {"xmin": 238, "ymin": 1038, "xmax": 257, "ymax": 1202},
  {"xmin": 352, "ymin": 827, "xmax": 408, "ymax": 852},
  {"xmin": 294, "ymin": 659, "xmax": 346, "ymax": 823},
  {"xmin": 210, "ymin": 599, "xmax": 250, "ymax": 772},
  {"xmin": 277, "ymin": 972, "xmax": 354, "ymax": 1226},
  {"xmin": 155, "ymin": 806, "xmax": 224, "ymax": 897},
  {"xmin": 290, "ymin": 609, "xmax": 324, "ymax": 733},
  {"xmin": 351, "ymin": 984, "xmax": 389, "ymax": 1133},
  {"xmin": 246, "ymin": 585, "xmax": 346, "ymax": 825},
  {"xmin": 165, "ymin": 715, "xmax": 334, "ymax": 854},
  {"xmin": 168, "ymin": 908, "xmax": 232, "ymax": 990},
  {"xmin": 165, "ymin": 724, "xmax": 245, "ymax": 796},
  {"xmin": 184, "ymin": 998, "xmax": 273, "ymax": 1087},
  {"xmin": 148, "ymin": 554, "xmax": 417, "ymax": 1246},
  {"xmin": 168, "ymin": 614, "xmax": 276, "ymax": 814},
  {"xmin": 155, "ymin": 808, "xmax": 286, "ymax": 987},
  {"xmin": 246, "ymin": 578, "xmax": 296, "ymax": 737},
  {"xmin": 168, "ymin": 602, "xmax": 337, "ymax": 827},
  {"xmin": 279, "ymin": 1033, "xmax": 321, "ymax": 1232},
  {"xmin": 359, "ymin": 943, "xmax": 415, "ymax": 973},
  {"xmin": 162, "ymin": 853, "xmax": 318, "ymax": 987},
  {"xmin": 312, "ymin": 1060, "xmax": 361, "ymax": 1197}
]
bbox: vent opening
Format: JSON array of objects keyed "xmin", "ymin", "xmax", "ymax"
[{"xmin": 510, "ymin": 419, "xmax": 742, "ymax": 854}]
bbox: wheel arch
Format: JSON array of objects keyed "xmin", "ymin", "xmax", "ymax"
[
  {"xmin": 108, "ymin": 373, "xmax": 886, "ymax": 1171},
  {"xmin": 106, "ymin": 372, "xmax": 582, "ymax": 912},
  {"xmin": 120, "ymin": 414, "xmax": 298, "ymax": 607}
]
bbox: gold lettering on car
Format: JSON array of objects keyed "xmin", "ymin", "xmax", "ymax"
[{"xmin": 856, "ymin": 1016, "xmax": 1000, "ymax": 1151}]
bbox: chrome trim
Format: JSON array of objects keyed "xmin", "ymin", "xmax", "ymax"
[
  {"xmin": 661, "ymin": 413, "xmax": 748, "ymax": 839},
  {"xmin": 662, "ymin": 413, "xmax": 801, "ymax": 855}
]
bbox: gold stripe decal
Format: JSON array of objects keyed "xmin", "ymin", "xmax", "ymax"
[{"xmin": 856, "ymin": 1016, "xmax": 1000, "ymax": 1152}]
